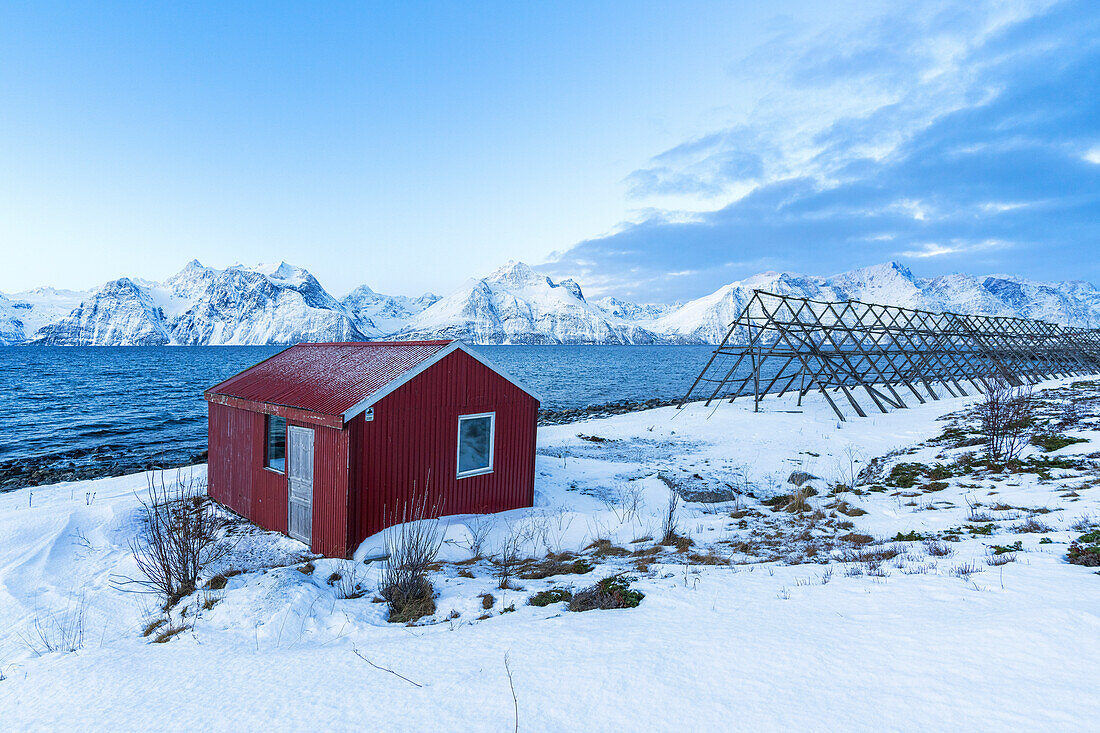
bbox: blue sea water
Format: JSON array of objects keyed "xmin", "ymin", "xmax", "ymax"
[{"xmin": 0, "ymin": 345, "xmax": 715, "ymax": 469}]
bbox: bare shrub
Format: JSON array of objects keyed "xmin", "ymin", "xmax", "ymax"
[
  {"xmin": 924, "ymin": 540, "xmax": 955, "ymax": 557},
  {"xmin": 460, "ymin": 514, "xmax": 496, "ymax": 559},
  {"xmin": 380, "ymin": 492, "xmax": 444, "ymax": 624},
  {"xmin": 1070, "ymin": 515, "xmax": 1095, "ymax": 532},
  {"xmin": 833, "ymin": 444, "xmax": 865, "ymax": 493},
  {"xmin": 784, "ymin": 487, "xmax": 816, "ymax": 513},
  {"xmin": 950, "ymin": 561, "xmax": 983, "ymax": 579},
  {"xmin": 113, "ymin": 470, "xmax": 228, "ymax": 608},
  {"xmin": 527, "ymin": 507, "xmax": 575, "ymax": 556},
  {"xmin": 978, "ymin": 381, "xmax": 1034, "ymax": 462},
  {"xmin": 494, "ymin": 522, "xmax": 535, "ymax": 590},
  {"xmin": 22, "ymin": 593, "xmax": 87, "ymax": 655},
  {"xmin": 1013, "ymin": 516, "xmax": 1053, "ymax": 534},
  {"xmin": 333, "ymin": 560, "xmax": 366, "ymax": 600},
  {"xmin": 986, "ymin": 552, "xmax": 1016, "ymax": 566},
  {"xmin": 601, "ymin": 481, "xmax": 645, "ymax": 524},
  {"xmin": 660, "ymin": 490, "xmax": 680, "ymax": 545}
]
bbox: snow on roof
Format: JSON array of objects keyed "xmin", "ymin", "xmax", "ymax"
[{"xmin": 205, "ymin": 340, "xmax": 456, "ymax": 418}]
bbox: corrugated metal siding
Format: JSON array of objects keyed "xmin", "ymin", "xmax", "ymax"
[
  {"xmin": 206, "ymin": 341, "xmax": 453, "ymax": 417},
  {"xmin": 347, "ymin": 349, "xmax": 538, "ymax": 545},
  {"xmin": 307, "ymin": 423, "xmax": 350, "ymax": 557},
  {"xmin": 208, "ymin": 402, "xmax": 288, "ymax": 531},
  {"xmin": 208, "ymin": 402, "xmax": 350, "ymax": 556}
]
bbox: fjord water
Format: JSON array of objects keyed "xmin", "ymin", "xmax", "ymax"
[{"xmin": 0, "ymin": 345, "xmax": 715, "ymax": 470}]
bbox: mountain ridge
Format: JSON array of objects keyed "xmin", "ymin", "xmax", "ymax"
[{"xmin": 2, "ymin": 259, "xmax": 1097, "ymax": 346}]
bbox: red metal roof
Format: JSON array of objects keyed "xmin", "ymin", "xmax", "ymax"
[{"xmin": 205, "ymin": 341, "xmax": 455, "ymax": 419}]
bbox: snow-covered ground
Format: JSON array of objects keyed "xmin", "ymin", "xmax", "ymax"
[{"xmin": 1, "ymin": 380, "xmax": 1099, "ymax": 730}]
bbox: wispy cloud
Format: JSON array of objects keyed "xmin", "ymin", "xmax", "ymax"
[
  {"xmin": 544, "ymin": 0, "xmax": 1100, "ymax": 302},
  {"xmin": 899, "ymin": 239, "xmax": 1011, "ymax": 259}
]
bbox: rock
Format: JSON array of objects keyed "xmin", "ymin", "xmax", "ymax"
[
  {"xmin": 657, "ymin": 471, "xmax": 739, "ymax": 503},
  {"xmin": 787, "ymin": 471, "xmax": 820, "ymax": 487}
]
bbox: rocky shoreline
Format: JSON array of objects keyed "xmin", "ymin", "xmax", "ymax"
[
  {"xmin": 536, "ymin": 397, "xmax": 682, "ymax": 426},
  {"xmin": 0, "ymin": 448, "xmax": 210, "ymax": 493},
  {"xmin": 1, "ymin": 397, "xmax": 683, "ymax": 492}
]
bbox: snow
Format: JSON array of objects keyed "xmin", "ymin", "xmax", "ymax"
[
  {"xmin": 0, "ymin": 287, "xmax": 89, "ymax": 344},
  {"xmin": 340, "ymin": 284, "xmax": 438, "ymax": 337},
  {"xmin": 29, "ymin": 262, "xmax": 369, "ymax": 346},
  {"xmin": 398, "ymin": 261, "xmax": 660, "ymax": 344},
  {"xmin": 5, "ymin": 260, "xmax": 1100, "ymax": 345},
  {"xmin": 2, "ymin": 379, "xmax": 1098, "ymax": 728}
]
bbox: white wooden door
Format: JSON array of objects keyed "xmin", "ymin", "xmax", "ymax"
[{"xmin": 287, "ymin": 425, "xmax": 314, "ymax": 544}]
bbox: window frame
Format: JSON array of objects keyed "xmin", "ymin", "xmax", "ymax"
[
  {"xmin": 456, "ymin": 411, "xmax": 495, "ymax": 479},
  {"xmin": 264, "ymin": 414, "xmax": 287, "ymax": 474}
]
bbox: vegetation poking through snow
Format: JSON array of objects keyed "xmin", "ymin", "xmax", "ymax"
[
  {"xmin": 112, "ymin": 470, "xmax": 229, "ymax": 609},
  {"xmin": 22, "ymin": 594, "xmax": 87, "ymax": 655},
  {"xmin": 1030, "ymin": 434, "xmax": 1088, "ymax": 453},
  {"xmin": 1067, "ymin": 530, "xmax": 1100, "ymax": 567},
  {"xmin": 528, "ymin": 588, "xmax": 573, "ymax": 607},
  {"xmin": 151, "ymin": 624, "xmax": 190, "ymax": 644},
  {"xmin": 380, "ymin": 493, "xmax": 444, "ymax": 624},
  {"xmin": 517, "ymin": 555, "xmax": 593, "ymax": 580},
  {"xmin": 568, "ymin": 574, "xmax": 644, "ymax": 612}
]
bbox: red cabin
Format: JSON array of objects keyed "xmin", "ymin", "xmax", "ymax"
[{"xmin": 204, "ymin": 340, "xmax": 540, "ymax": 557}]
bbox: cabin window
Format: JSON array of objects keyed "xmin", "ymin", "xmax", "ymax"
[
  {"xmin": 457, "ymin": 412, "xmax": 494, "ymax": 477},
  {"xmin": 265, "ymin": 415, "xmax": 286, "ymax": 472}
]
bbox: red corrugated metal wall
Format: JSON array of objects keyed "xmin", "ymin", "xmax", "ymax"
[
  {"xmin": 207, "ymin": 401, "xmax": 350, "ymax": 557},
  {"xmin": 208, "ymin": 402, "xmax": 287, "ymax": 530},
  {"xmin": 347, "ymin": 349, "xmax": 539, "ymax": 548},
  {"xmin": 309, "ymin": 424, "xmax": 350, "ymax": 558}
]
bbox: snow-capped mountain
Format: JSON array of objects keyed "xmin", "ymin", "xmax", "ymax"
[
  {"xmin": 3, "ymin": 259, "xmax": 1098, "ymax": 346},
  {"xmin": 0, "ymin": 287, "xmax": 89, "ymax": 345},
  {"xmin": 28, "ymin": 262, "xmax": 368, "ymax": 346},
  {"xmin": 32, "ymin": 278, "xmax": 174, "ymax": 345},
  {"xmin": 340, "ymin": 286, "xmax": 439, "ymax": 336},
  {"xmin": 643, "ymin": 272, "xmax": 848, "ymax": 344},
  {"xmin": 621, "ymin": 262, "xmax": 1100, "ymax": 343},
  {"xmin": 980, "ymin": 275, "xmax": 1100, "ymax": 328},
  {"xmin": 593, "ymin": 297, "xmax": 677, "ymax": 322},
  {"xmin": 160, "ymin": 261, "xmax": 366, "ymax": 345},
  {"xmin": 394, "ymin": 261, "xmax": 660, "ymax": 344}
]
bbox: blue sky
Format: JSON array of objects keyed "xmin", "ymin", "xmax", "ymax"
[{"xmin": 1, "ymin": 1, "xmax": 1097, "ymax": 302}]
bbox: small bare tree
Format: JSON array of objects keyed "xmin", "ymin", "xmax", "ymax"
[
  {"xmin": 978, "ymin": 380, "xmax": 1034, "ymax": 462},
  {"xmin": 460, "ymin": 513, "xmax": 496, "ymax": 559},
  {"xmin": 380, "ymin": 490, "xmax": 445, "ymax": 623},
  {"xmin": 113, "ymin": 470, "xmax": 228, "ymax": 608},
  {"xmin": 528, "ymin": 506, "xmax": 575, "ymax": 555},
  {"xmin": 661, "ymin": 490, "xmax": 680, "ymax": 544},
  {"xmin": 601, "ymin": 481, "xmax": 645, "ymax": 524},
  {"xmin": 494, "ymin": 521, "xmax": 534, "ymax": 589},
  {"xmin": 833, "ymin": 444, "xmax": 864, "ymax": 494}
]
